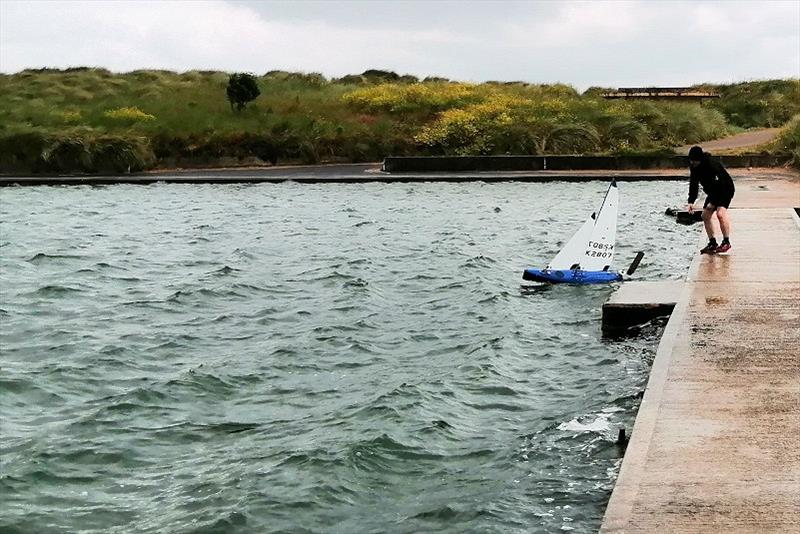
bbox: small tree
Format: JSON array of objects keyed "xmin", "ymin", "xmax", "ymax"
[{"xmin": 226, "ymin": 73, "xmax": 260, "ymax": 111}]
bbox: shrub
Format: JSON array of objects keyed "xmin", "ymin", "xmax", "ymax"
[
  {"xmin": 90, "ymin": 136, "xmax": 156, "ymax": 173},
  {"xmin": 103, "ymin": 106, "xmax": 156, "ymax": 123},
  {"xmin": 262, "ymin": 71, "xmax": 328, "ymax": 87},
  {"xmin": 43, "ymin": 138, "xmax": 93, "ymax": 172},
  {"xmin": 0, "ymin": 132, "xmax": 156, "ymax": 174},
  {"xmin": 582, "ymin": 86, "xmax": 615, "ymax": 97},
  {"xmin": 361, "ymin": 69, "xmax": 401, "ymax": 82},
  {"xmin": 336, "ymin": 74, "xmax": 367, "ymax": 85},
  {"xmin": 226, "ymin": 73, "xmax": 261, "ymax": 111},
  {"xmin": 397, "ymin": 75, "xmax": 419, "ymax": 84},
  {"xmin": 343, "ymin": 83, "xmax": 480, "ymax": 114},
  {"xmin": 547, "ymin": 123, "xmax": 600, "ymax": 153},
  {"xmin": 414, "ymin": 100, "xmax": 506, "ymax": 155},
  {"xmin": 151, "ymin": 132, "xmax": 280, "ymax": 166},
  {"xmin": 415, "ymin": 94, "xmax": 577, "ymax": 155},
  {"xmin": 0, "ymin": 131, "xmax": 50, "ymax": 173},
  {"xmin": 59, "ymin": 110, "xmax": 82, "ymax": 123},
  {"xmin": 775, "ymin": 114, "xmax": 800, "ymax": 167},
  {"xmin": 709, "ymin": 79, "xmax": 800, "ymax": 128},
  {"xmin": 126, "ymin": 69, "xmax": 175, "ymax": 83},
  {"xmin": 413, "ymin": 91, "xmax": 692, "ymax": 155},
  {"xmin": 655, "ymin": 103, "xmax": 729, "ymax": 145}
]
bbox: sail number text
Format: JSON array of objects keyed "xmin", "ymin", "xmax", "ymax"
[{"xmin": 586, "ymin": 240, "xmax": 614, "ymax": 258}]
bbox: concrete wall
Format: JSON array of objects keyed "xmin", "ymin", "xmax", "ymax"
[
  {"xmin": 382, "ymin": 154, "xmax": 792, "ymax": 172},
  {"xmin": 382, "ymin": 156, "xmax": 546, "ymax": 172}
]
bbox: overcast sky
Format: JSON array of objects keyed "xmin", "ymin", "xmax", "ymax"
[{"xmin": 1, "ymin": 0, "xmax": 798, "ymax": 89}]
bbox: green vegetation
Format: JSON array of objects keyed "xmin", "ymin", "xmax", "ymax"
[
  {"xmin": 773, "ymin": 114, "xmax": 800, "ymax": 167},
  {"xmin": 0, "ymin": 67, "xmax": 797, "ymax": 174},
  {"xmin": 704, "ymin": 80, "xmax": 800, "ymax": 128}
]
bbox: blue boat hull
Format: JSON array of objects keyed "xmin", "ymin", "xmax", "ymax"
[{"xmin": 523, "ymin": 268, "xmax": 622, "ymax": 285}]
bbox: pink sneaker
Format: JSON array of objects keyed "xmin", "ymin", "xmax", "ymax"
[{"xmin": 714, "ymin": 243, "xmax": 732, "ymax": 254}]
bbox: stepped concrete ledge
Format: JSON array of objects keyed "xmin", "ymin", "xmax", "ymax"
[
  {"xmin": 602, "ymin": 281, "xmax": 683, "ymax": 336},
  {"xmin": 601, "ymin": 171, "xmax": 800, "ymax": 533}
]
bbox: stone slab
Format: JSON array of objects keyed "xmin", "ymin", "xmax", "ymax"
[{"xmin": 602, "ymin": 281, "xmax": 683, "ymax": 336}]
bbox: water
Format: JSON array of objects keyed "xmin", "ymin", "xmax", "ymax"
[{"xmin": 0, "ymin": 180, "xmax": 696, "ymax": 533}]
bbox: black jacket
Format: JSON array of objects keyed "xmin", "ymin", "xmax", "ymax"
[{"xmin": 688, "ymin": 153, "xmax": 735, "ymax": 203}]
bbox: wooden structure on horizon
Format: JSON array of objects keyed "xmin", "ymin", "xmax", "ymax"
[{"xmin": 602, "ymin": 87, "xmax": 720, "ymax": 101}]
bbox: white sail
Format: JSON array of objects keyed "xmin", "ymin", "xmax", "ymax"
[
  {"xmin": 547, "ymin": 212, "xmax": 596, "ymax": 270},
  {"xmin": 582, "ymin": 181, "xmax": 619, "ymax": 271}
]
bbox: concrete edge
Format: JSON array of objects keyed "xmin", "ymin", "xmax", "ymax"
[
  {"xmin": 600, "ymin": 235, "xmax": 703, "ymax": 532},
  {"xmin": 383, "ymin": 154, "xmax": 793, "ymax": 173},
  {"xmin": 0, "ymin": 174, "xmax": 689, "ymax": 187},
  {"xmin": 791, "ymin": 207, "xmax": 800, "ymax": 229}
]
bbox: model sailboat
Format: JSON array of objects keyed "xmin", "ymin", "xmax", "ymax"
[{"xmin": 523, "ymin": 181, "xmax": 641, "ymax": 284}]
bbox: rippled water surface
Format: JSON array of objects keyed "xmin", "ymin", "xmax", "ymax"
[{"xmin": 1, "ymin": 181, "xmax": 696, "ymax": 533}]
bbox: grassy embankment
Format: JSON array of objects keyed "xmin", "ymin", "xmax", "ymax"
[{"xmin": 0, "ymin": 69, "xmax": 798, "ymax": 174}]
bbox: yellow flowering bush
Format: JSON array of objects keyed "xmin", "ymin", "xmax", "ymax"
[
  {"xmin": 415, "ymin": 94, "xmax": 578, "ymax": 154},
  {"xmin": 414, "ymin": 95, "xmax": 514, "ymax": 154},
  {"xmin": 59, "ymin": 110, "xmax": 82, "ymax": 123},
  {"xmin": 103, "ymin": 106, "xmax": 156, "ymax": 122},
  {"xmin": 343, "ymin": 83, "xmax": 480, "ymax": 113}
]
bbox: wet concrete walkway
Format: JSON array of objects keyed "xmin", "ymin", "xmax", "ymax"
[{"xmin": 602, "ymin": 172, "xmax": 800, "ymax": 532}]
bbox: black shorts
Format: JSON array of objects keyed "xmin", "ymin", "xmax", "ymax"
[{"xmin": 704, "ymin": 194, "xmax": 733, "ymax": 209}]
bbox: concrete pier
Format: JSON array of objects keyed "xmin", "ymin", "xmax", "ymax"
[
  {"xmin": 602, "ymin": 281, "xmax": 683, "ymax": 336},
  {"xmin": 601, "ymin": 173, "xmax": 800, "ymax": 532}
]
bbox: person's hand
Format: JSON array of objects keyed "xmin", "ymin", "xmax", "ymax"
[{"xmin": 687, "ymin": 203, "xmax": 694, "ymax": 213}]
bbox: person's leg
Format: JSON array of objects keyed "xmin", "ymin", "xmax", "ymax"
[
  {"xmin": 702, "ymin": 204, "xmax": 717, "ymax": 240},
  {"xmin": 717, "ymin": 207, "xmax": 731, "ymax": 240},
  {"xmin": 714, "ymin": 206, "xmax": 732, "ymax": 252},
  {"xmin": 699, "ymin": 203, "xmax": 719, "ymax": 253}
]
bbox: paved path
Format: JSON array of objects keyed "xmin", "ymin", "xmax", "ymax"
[
  {"xmin": 602, "ymin": 171, "xmax": 800, "ymax": 532},
  {"xmin": 677, "ymin": 127, "xmax": 782, "ymax": 154}
]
